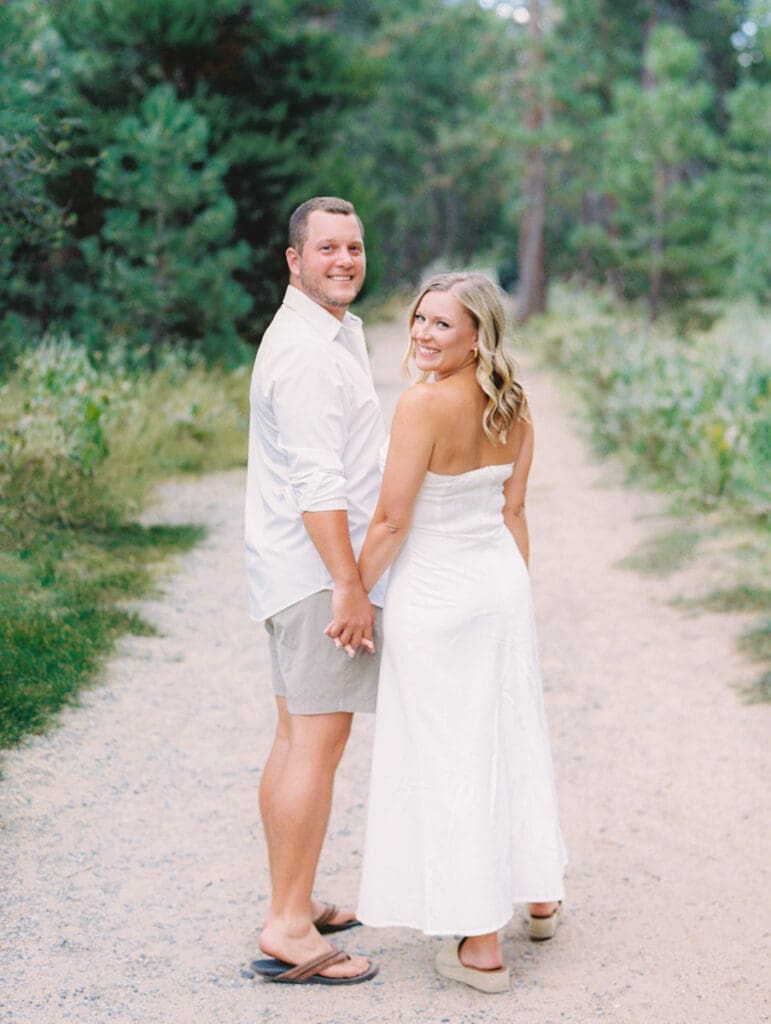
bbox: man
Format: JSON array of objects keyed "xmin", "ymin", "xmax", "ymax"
[{"xmin": 245, "ymin": 197, "xmax": 385, "ymax": 984}]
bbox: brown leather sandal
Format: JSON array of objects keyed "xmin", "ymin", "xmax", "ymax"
[
  {"xmin": 313, "ymin": 901, "xmax": 362, "ymax": 935},
  {"xmin": 250, "ymin": 947, "xmax": 378, "ymax": 985}
]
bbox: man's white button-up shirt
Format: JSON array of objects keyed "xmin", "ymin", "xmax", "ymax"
[{"xmin": 245, "ymin": 285, "xmax": 387, "ymax": 622}]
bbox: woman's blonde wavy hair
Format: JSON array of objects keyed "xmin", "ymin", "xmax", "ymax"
[{"xmin": 404, "ymin": 271, "xmax": 529, "ymax": 444}]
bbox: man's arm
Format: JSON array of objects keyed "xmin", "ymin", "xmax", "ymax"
[
  {"xmin": 270, "ymin": 346, "xmax": 374, "ymax": 652},
  {"xmin": 303, "ymin": 510, "xmax": 374, "ymax": 654}
]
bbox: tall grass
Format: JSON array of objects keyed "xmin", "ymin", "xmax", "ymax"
[
  {"xmin": 521, "ymin": 289, "xmax": 770, "ymax": 512},
  {"xmin": 0, "ymin": 336, "xmax": 249, "ymax": 749},
  {"xmin": 520, "ymin": 287, "xmax": 770, "ymax": 697}
]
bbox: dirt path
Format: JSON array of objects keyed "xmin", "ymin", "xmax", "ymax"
[{"xmin": 1, "ymin": 320, "xmax": 769, "ymax": 1024}]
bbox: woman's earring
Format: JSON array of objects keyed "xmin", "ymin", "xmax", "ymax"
[{"xmin": 472, "ymin": 346, "xmax": 478, "ymax": 358}]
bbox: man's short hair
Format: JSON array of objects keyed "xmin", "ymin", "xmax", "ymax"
[{"xmin": 288, "ymin": 196, "xmax": 363, "ymax": 252}]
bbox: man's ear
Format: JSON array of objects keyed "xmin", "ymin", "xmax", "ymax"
[{"xmin": 286, "ymin": 246, "xmax": 300, "ymax": 277}]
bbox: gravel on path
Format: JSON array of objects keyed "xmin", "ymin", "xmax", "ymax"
[{"xmin": 1, "ymin": 319, "xmax": 769, "ymax": 1024}]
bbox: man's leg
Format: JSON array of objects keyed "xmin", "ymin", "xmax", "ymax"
[
  {"xmin": 260, "ymin": 699, "xmax": 356, "ymax": 929},
  {"xmin": 259, "ymin": 701, "xmax": 371, "ymax": 979},
  {"xmin": 258, "ymin": 698, "xmax": 291, "ymax": 862}
]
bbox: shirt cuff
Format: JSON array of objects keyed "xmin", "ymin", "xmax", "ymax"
[
  {"xmin": 299, "ymin": 498, "xmax": 348, "ymax": 513},
  {"xmin": 292, "ymin": 469, "xmax": 348, "ymax": 513}
]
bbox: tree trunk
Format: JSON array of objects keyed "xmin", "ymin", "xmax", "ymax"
[
  {"xmin": 153, "ymin": 200, "xmax": 167, "ymax": 347},
  {"xmin": 649, "ymin": 161, "xmax": 666, "ymax": 322},
  {"xmin": 515, "ymin": 0, "xmax": 547, "ymax": 323},
  {"xmin": 444, "ymin": 188, "xmax": 459, "ymax": 261},
  {"xmin": 644, "ymin": 12, "xmax": 663, "ymax": 324},
  {"xmin": 516, "ymin": 149, "xmax": 547, "ymax": 321}
]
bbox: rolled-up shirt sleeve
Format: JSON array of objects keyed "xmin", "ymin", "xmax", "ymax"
[{"xmin": 271, "ymin": 352, "xmax": 351, "ymax": 513}]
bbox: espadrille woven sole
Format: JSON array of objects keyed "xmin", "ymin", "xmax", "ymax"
[
  {"xmin": 528, "ymin": 901, "xmax": 562, "ymax": 941},
  {"xmin": 434, "ymin": 939, "xmax": 510, "ymax": 994}
]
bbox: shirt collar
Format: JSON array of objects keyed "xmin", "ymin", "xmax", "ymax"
[{"xmin": 282, "ymin": 285, "xmax": 362, "ymax": 344}]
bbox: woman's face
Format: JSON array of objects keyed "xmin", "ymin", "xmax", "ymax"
[{"xmin": 411, "ymin": 290, "xmax": 478, "ymax": 380}]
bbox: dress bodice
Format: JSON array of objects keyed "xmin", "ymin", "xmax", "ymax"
[{"xmin": 411, "ymin": 463, "xmax": 513, "ymax": 537}]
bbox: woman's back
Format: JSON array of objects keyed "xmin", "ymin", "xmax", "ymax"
[{"xmin": 422, "ymin": 369, "xmax": 528, "ymax": 477}]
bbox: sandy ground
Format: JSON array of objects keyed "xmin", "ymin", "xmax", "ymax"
[{"xmin": 1, "ymin": 319, "xmax": 769, "ymax": 1024}]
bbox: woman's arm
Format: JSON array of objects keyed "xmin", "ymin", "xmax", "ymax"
[
  {"xmin": 358, "ymin": 386, "xmax": 436, "ymax": 593},
  {"xmin": 303, "ymin": 509, "xmax": 374, "ymax": 653},
  {"xmin": 503, "ymin": 418, "xmax": 534, "ymax": 566}
]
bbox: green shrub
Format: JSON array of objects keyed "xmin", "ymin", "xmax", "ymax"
[
  {"xmin": 108, "ymin": 349, "xmax": 249, "ymax": 480},
  {"xmin": 523, "ymin": 289, "xmax": 770, "ymax": 511},
  {"xmin": 522, "ymin": 288, "xmax": 770, "ymax": 698},
  {"xmin": 0, "ymin": 334, "xmax": 249, "ymax": 750},
  {"xmin": 0, "ymin": 523, "xmax": 203, "ymax": 748},
  {"xmin": 0, "ymin": 336, "xmax": 249, "ymax": 543},
  {"xmin": 0, "ymin": 336, "xmax": 127, "ymax": 533},
  {"xmin": 595, "ymin": 341, "xmax": 768, "ymax": 507}
]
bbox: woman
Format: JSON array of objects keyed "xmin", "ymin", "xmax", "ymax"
[{"xmin": 354, "ymin": 272, "xmax": 566, "ymax": 993}]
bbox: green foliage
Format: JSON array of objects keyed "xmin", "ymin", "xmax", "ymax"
[
  {"xmin": 0, "ymin": 523, "xmax": 202, "ymax": 748},
  {"xmin": 683, "ymin": 584, "xmax": 771, "ymax": 613},
  {"xmin": 618, "ymin": 529, "xmax": 702, "ymax": 577},
  {"xmin": 546, "ymin": 0, "xmax": 647, "ymax": 278},
  {"xmin": 0, "ymin": 1, "xmax": 78, "ymax": 368},
  {"xmin": 524, "ymin": 287, "xmax": 770, "ymax": 511},
  {"xmin": 105, "ymin": 348, "xmax": 249, "ymax": 479},
  {"xmin": 49, "ymin": 0, "xmax": 368, "ymax": 343},
  {"xmin": 0, "ymin": 0, "xmax": 769, "ymax": 360},
  {"xmin": 0, "ymin": 333, "xmax": 248, "ymax": 749},
  {"xmin": 599, "ymin": 26, "xmax": 720, "ymax": 314},
  {"xmin": 711, "ymin": 79, "xmax": 771, "ymax": 302},
  {"xmin": 325, "ymin": 0, "xmax": 522, "ymax": 289},
  {"xmin": 0, "ymin": 337, "xmax": 120, "ymax": 532},
  {"xmin": 0, "ymin": 133, "xmax": 71, "ymax": 253},
  {"xmin": 526, "ymin": 285, "xmax": 770, "ymax": 698},
  {"xmin": 80, "ymin": 85, "xmax": 252, "ymax": 360},
  {"xmin": 594, "ymin": 339, "xmax": 768, "ymax": 506},
  {"xmin": 73, "ymin": 0, "xmax": 242, "ymax": 46},
  {"xmin": 547, "ymin": 2, "xmax": 758, "ymax": 313},
  {"xmin": 0, "ymin": 336, "xmax": 249, "ymax": 541}
]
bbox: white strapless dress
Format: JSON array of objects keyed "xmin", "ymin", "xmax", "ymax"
[{"xmin": 357, "ymin": 463, "xmax": 566, "ymax": 936}]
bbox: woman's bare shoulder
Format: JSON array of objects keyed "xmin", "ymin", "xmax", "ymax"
[{"xmin": 395, "ymin": 381, "xmax": 445, "ymax": 416}]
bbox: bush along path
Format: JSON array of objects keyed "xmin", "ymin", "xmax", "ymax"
[
  {"xmin": 520, "ymin": 287, "xmax": 771, "ymax": 703},
  {"xmin": 0, "ymin": 339, "xmax": 248, "ymax": 749},
  {"xmin": 0, "ymin": 319, "xmax": 769, "ymax": 1024}
]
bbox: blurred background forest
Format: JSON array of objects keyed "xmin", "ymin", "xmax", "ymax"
[
  {"xmin": 2, "ymin": 0, "xmax": 770, "ymax": 357},
  {"xmin": 1, "ymin": 0, "xmax": 769, "ymax": 745}
]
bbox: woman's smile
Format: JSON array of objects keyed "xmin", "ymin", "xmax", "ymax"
[{"xmin": 411, "ymin": 289, "xmax": 478, "ymax": 377}]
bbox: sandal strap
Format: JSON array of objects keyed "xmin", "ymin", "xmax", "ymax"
[
  {"xmin": 276, "ymin": 948, "xmax": 348, "ymax": 982},
  {"xmin": 313, "ymin": 902, "xmax": 338, "ymax": 928}
]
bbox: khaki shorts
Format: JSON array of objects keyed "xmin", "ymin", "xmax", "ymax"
[{"xmin": 264, "ymin": 590, "xmax": 382, "ymax": 715}]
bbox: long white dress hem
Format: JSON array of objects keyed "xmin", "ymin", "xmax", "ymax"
[{"xmin": 357, "ymin": 464, "xmax": 567, "ymax": 936}]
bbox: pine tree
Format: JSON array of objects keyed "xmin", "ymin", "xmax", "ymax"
[
  {"xmin": 51, "ymin": 0, "xmax": 368, "ymax": 341},
  {"xmin": 0, "ymin": 0, "xmax": 76, "ymax": 366},
  {"xmin": 600, "ymin": 24, "xmax": 719, "ymax": 319},
  {"xmin": 711, "ymin": 78, "xmax": 771, "ymax": 302},
  {"xmin": 82, "ymin": 85, "xmax": 251, "ymax": 361},
  {"xmin": 327, "ymin": 1, "xmax": 522, "ymax": 290}
]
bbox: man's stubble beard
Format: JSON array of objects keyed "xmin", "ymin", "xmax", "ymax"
[{"xmin": 298, "ymin": 268, "xmax": 362, "ymax": 311}]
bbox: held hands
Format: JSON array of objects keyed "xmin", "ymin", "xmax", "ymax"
[{"xmin": 323, "ymin": 580, "xmax": 376, "ymax": 658}]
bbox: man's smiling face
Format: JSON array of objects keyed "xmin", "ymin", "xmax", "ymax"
[{"xmin": 287, "ymin": 210, "xmax": 366, "ymax": 320}]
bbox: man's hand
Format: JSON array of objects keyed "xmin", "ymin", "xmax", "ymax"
[
  {"xmin": 300, "ymin": 509, "xmax": 375, "ymax": 655},
  {"xmin": 324, "ymin": 580, "xmax": 375, "ymax": 657}
]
